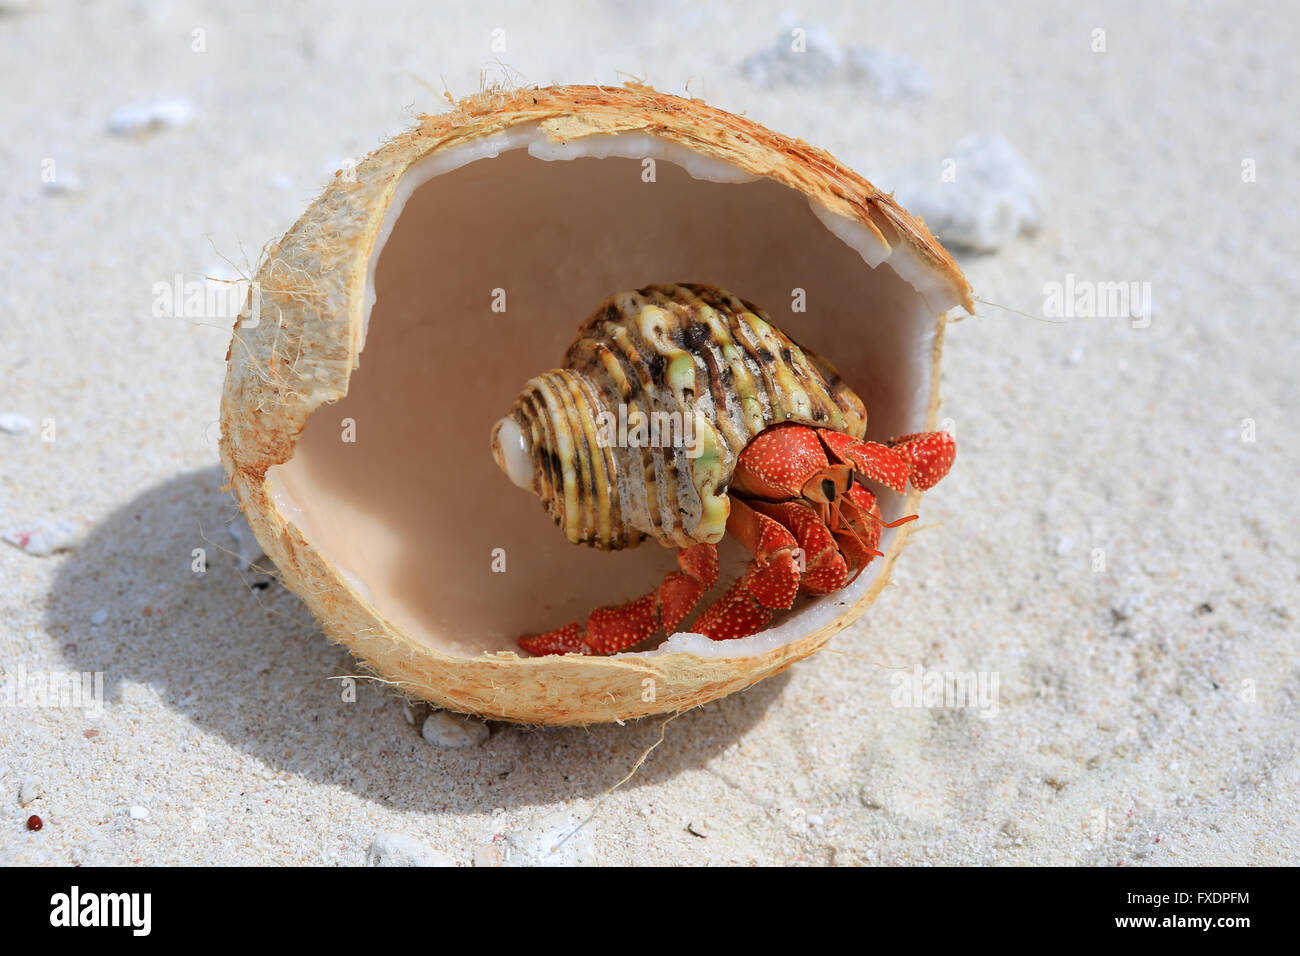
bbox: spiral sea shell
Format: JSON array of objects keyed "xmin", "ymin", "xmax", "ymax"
[{"xmin": 493, "ymin": 283, "xmax": 868, "ymax": 552}]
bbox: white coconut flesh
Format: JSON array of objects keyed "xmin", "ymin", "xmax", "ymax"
[{"xmin": 266, "ymin": 124, "xmax": 963, "ymax": 660}]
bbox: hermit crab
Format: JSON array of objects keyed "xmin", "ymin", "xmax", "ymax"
[
  {"xmin": 219, "ymin": 84, "xmax": 972, "ymax": 725},
  {"xmin": 494, "ymin": 283, "xmax": 955, "ymax": 656}
]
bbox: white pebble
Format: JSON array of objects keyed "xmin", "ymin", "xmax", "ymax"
[
  {"xmin": 421, "ymin": 711, "xmax": 489, "ymax": 749},
  {"xmin": 366, "ymin": 831, "xmax": 456, "ymax": 867},
  {"xmin": 90, "ymin": 608, "xmax": 108, "ymax": 625},
  {"xmin": 107, "ymin": 98, "xmax": 194, "ymax": 136},
  {"xmin": 3, "ymin": 519, "xmax": 82, "ymax": 556},
  {"xmin": 739, "ymin": 26, "xmax": 928, "ymax": 103},
  {"xmin": 19, "ymin": 776, "xmax": 42, "ymax": 806},
  {"xmin": 129, "ymin": 805, "xmax": 149, "ymax": 820},
  {"xmin": 43, "ymin": 172, "xmax": 85, "ymax": 196},
  {"xmin": 503, "ymin": 810, "xmax": 594, "ymax": 867},
  {"xmin": 842, "ymin": 47, "xmax": 931, "ymax": 102},
  {"xmin": 402, "ymin": 699, "xmax": 423, "ymax": 726},
  {"xmin": 807, "ymin": 813, "xmax": 825, "ymax": 827},
  {"xmin": 740, "ymin": 25, "xmax": 844, "ymax": 87},
  {"xmin": 0, "ymin": 412, "xmax": 33, "ymax": 434},
  {"xmin": 886, "ymin": 134, "xmax": 1043, "ymax": 253}
]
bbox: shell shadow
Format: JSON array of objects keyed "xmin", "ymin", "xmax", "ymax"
[{"xmin": 45, "ymin": 466, "xmax": 788, "ymax": 815}]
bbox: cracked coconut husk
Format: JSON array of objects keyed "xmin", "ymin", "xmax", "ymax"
[{"xmin": 220, "ymin": 82, "xmax": 972, "ymax": 726}]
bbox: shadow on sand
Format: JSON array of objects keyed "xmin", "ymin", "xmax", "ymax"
[{"xmin": 47, "ymin": 466, "xmax": 788, "ymax": 816}]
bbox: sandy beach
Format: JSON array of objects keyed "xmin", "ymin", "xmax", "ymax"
[{"xmin": 2, "ymin": 0, "xmax": 1296, "ymax": 865}]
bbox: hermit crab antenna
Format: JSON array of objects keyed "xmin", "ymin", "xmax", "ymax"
[
  {"xmin": 831, "ymin": 497, "xmax": 885, "ymax": 560},
  {"xmin": 880, "ymin": 513, "xmax": 919, "ymax": 530},
  {"xmin": 847, "ymin": 468, "xmax": 919, "ymax": 532}
]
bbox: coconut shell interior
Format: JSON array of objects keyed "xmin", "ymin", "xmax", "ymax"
[{"xmin": 268, "ymin": 142, "xmax": 950, "ymax": 658}]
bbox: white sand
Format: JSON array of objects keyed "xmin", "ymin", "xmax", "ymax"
[{"xmin": 2, "ymin": 0, "xmax": 1296, "ymax": 865}]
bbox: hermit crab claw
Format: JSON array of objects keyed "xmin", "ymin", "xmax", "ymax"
[{"xmin": 491, "ymin": 416, "xmax": 533, "ymax": 492}]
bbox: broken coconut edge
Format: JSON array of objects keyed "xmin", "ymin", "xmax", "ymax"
[{"xmin": 218, "ymin": 83, "xmax": 972, "ymax": 726}]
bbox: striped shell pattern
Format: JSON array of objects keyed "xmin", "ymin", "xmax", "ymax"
[{"xmin": 500, "ymin": 283, "xmax": 868, "ymax": 552}]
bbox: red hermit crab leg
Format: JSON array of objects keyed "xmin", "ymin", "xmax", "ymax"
[
  {"xmin": 821, "ymin": 481, "xmax": 886, "ymax": 579},
  {"xmin": 692, "ymin": 490, "xmax": 887, "ymax": 641},
  {"xmin": 886, "ymin": 432, "xmax": 957, "ymax": 490},
  {"xmin": 692, "ymin": 499, "xmax": 803, "ymax": 641},
  {"xmin": 816, "ymin": 428, "xmax": 956, "ymax": 493},
  {"xmin": 814, "ymin": 430, "xmax": 911, "ymax": 494},
  {"xmin": 518, "ymin": 542, "xmax": 718, "ymax": 656},
  {"xmin": 746, "ymin": 498, "xmax": 853, "ymax": 595}
]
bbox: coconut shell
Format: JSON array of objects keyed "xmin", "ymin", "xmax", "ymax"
[{"xmin": 219, "ymin": 83, "xmax": 972, "ymax": 726}]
